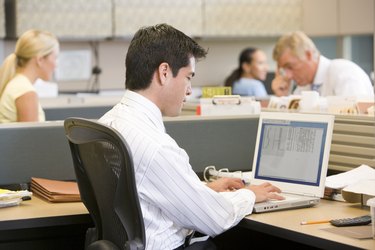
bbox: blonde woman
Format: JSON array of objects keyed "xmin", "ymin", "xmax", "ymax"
[{"xmin": 0, "ymin": 29, "xmax": 59, "ymax": 123}]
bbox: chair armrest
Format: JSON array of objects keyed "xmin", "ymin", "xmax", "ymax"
[{"xmin": 87, "ymin": 240, "xmax": 120, "ymax": 250}]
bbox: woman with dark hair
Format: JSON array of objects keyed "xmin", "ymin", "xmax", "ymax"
[{"xmin": 224, "ymin": 47, "xmax": 268, "ymax": 97}]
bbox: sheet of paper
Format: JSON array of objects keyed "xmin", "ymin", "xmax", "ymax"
[
  {"xmin": 343, "ymin": 179, "xmax": 375, "ymax": 196},
  {"xmin": 325, "ymin": 165, "xmax": 375, "ymax": 189}
]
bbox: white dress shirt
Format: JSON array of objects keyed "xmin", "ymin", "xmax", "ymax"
[
  {"xmin": 293, "ymin": 55, "xmax": 374, "ymax": 97},
  {"xmin": 99, "ymin": 90, "xmax": 255, "ymax": 250}
]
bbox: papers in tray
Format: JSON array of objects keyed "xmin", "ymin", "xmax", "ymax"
[
  {"xmin": 31, "ymin": 177, "xmax": 81, "ymax": 202},
  {"xmin": 0, "ymin": 188, "xmax": 32, "ymax": 208},
  {"xmin": 325, "ymin": 165, "xmax": 375, "ymax": 189},
  {"xmin": 325, "ymin": 165, "xmax": 375, "ymax": 204}
]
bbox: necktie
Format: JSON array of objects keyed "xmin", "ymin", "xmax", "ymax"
[{"xmin": 311, "ymin": 83, "xmax": 321, "ymax": 93}]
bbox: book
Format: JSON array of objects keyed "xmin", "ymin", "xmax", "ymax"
[{"xmin": 31, "ymin": 177, "xmax": 81, "ymax": 202}]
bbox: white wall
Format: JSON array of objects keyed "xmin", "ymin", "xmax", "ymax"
[
  {"xmin": 2, "ymin": 38, "xmax": 278, "ymax": 92},
  {"xmin": 194, "ymin": 39, "xmax": 277, "ymax": 86}
]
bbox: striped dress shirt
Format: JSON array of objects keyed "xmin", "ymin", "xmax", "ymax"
[{"xmin": 99, "ymin": 90, "xmax": 255, "ymax": 250}]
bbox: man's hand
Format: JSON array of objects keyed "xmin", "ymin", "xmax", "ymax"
[
  {"xmin": 271, "ymin": 69, "xmax": 291, "ymax": 96},
  {"xmin": 247, "ymin": 182, "xmax": 284, "ymax": 202},
  {"xmin": 206, "ymin": 179, "xmax": 284, "ymax": 203},
  {"xmin": 206, "ymin": 177, "xmax": 245, "ymax": 192}
]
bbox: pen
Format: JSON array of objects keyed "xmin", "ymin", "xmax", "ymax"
[{"xmin": 300, "ymin": 219, "xmax": 331, "ymax": 225}]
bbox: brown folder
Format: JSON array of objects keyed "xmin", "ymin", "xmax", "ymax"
[{"xmin": 31, "ymin": 177, "xmax": 81, "ymax": 202}]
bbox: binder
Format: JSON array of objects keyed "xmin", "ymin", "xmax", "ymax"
[
  {"xmin": 200, "ymin": 95, "xmax": 261, "ymax": 116},
  {"xmin": 201, "ymin": 86, "xmax": 231, "ymax": 98}
]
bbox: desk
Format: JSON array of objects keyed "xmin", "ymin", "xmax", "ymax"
[
  {"xmin": 238, "ymin": 199, "xmax": 374, "ymax": 250},
  {"xmin": 0, "ymin": 196, "xmax": 91, "ymax": 250},
  {"xmin": 1, "ymin": 197, "xmax": 374, "ymax": 250}
]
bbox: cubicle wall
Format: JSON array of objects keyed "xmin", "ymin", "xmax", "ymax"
[
  {"xmin": 0, "ymin": 114, "xmax": 373, "ymax": 187},
  {"xmin": 329, "ymin": 114, "xmax": 375, "ymax": 172},
  {"xmin": 0, "ymin": 121, "xmax": 74, "ymax": 186},
  {"xmin": 44, "ymin": 106, "xmax": 112, "ymax": 121},
  {"xmin": 0, "ymin": 116, "xmax": 258, "ymax": 185},
  {"xmin": 40, "ymin": 94, "xmax": 120, "ymax": 121},
  {"xmin": 165, "ymin": 115, "xmax": 259, "ymax": 176},
  {"xmin": 0, "ymin": 115, "xmax": 259, "ymax": 186}
]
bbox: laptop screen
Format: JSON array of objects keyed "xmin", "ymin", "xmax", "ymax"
[{"xmin": 251, "ymin": 112, "xmax": 334, "ymax": 197}]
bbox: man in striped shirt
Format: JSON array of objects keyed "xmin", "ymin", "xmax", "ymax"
[{"xmin": 99, "ymin": 23, "xmax": 283, "ymax": 250}]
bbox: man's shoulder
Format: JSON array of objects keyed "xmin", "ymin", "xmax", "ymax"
[
  {"xmin": 326, "ymin": 58, "xmax": 369, "ymax": 78},
  {"xmin": 99, "ymin": 109, "xmax": 169, "ymax": 144},
  {"xmin": 329, "ymin": 58, "xmax": 361, "ymax": 70}
]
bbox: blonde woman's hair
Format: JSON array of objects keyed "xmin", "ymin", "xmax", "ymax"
[
  {"xmin": 273, "ymin": 31, "xmax": 320, "ymax": 62},
  {"xmin": 0, "ymin": 29, "xmax": 59, "ymax": 97}
]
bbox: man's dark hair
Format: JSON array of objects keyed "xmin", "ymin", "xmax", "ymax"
[{"xmin": 125, "ymin": 23, "xmax": 207, "ymax": 90}]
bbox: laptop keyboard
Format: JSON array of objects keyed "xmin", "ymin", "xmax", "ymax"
[{"xmin": 266, "ymin": 193, "xmax": 300, "ymax": 203}]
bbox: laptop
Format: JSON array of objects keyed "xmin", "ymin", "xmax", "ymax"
[{"xmin": 251, "ymin": 111, "xmax": 334, "ymax": 213}]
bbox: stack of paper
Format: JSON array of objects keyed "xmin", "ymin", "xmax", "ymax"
[
  {"xmin": 325, "ymin": 165, "xmax": 375, "ymax": 189},
  {"xmin": 0, "ymin": 189, "xmax": 32, "ymax": 208},
  {"xmin": 325, "ymin": 165, "xmax": 375, "ymax": 203},
  {"xmin": 31, "ymin": 177, "xmax": 81, "ymax": 202}
]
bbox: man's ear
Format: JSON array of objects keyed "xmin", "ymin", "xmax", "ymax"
[
  {"xmin": 305, "ymin": 50, "xmax": 313, "ymax": 61},
  {"xmin": 158, "ymin": 62, "xmax": 169, "ymax": 85}
]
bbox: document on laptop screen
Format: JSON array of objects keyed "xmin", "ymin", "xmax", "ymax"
[
  {"xmin": 256, "ymin": 120, "xmax": 327, "ymax": 185},
  {"xmin": 251, "ymin": 112, "xmax": 334, "ymax": 213}
]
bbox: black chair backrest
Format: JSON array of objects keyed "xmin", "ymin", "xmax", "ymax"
[{"xmin": 64, "ymin": 117, "xmax": 145, "ymax": 250}]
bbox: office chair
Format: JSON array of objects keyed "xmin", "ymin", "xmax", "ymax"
[{"xmin": 64, "ymin": 118, "xmax": 145, "ymax": 250}]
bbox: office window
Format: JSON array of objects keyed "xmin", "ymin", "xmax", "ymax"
[
  {"xmin": 312, "ymin": 35, "xmax": 374, "ymax": 81},
  {"xmin": 351, "ymin": 35, "xmax": 373, "ymax": 78},
  {"xmin": 312, "ymin": 37, "xmax": 337, "ymax": 59}
]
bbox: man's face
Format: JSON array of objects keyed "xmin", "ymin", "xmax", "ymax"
[
  {"xmin": 162, "ymin": 57, "xmax": 195, "ymax": 117},
  {"xmin": 277, "ymin": 48, "xmax": 314, "ymax": 86}
]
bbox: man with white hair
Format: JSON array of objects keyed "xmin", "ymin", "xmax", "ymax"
[{"xmin": 271, "ymin": 31, "xmax": 374, "ymax": 98}]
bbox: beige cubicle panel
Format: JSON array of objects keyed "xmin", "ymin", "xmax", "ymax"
[{"xmin": 329, "ymin": 114, "xmax": 375, "ymax": 172}]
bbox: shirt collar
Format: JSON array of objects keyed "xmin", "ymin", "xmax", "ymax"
[{"xmin": 120, "ymin": 90, "xmax": 165, "ymax": 132}]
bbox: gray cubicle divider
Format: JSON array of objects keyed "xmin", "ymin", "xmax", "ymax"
[
  {"xmin": 0, "ymin": 115, "xmax": 259, "ymax": 187},
  {"xmin": 0, "ymin": 121, "xmax": 75, "ymax": 186},
  {"xmin": 44, "ymin": 106, "xmax": 112, "ymax": 121},
  {"xmin": 164, "ymin": 115, "xmax": 259, "ymax": 176}
]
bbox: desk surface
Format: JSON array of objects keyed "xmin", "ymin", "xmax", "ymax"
[
  {"xmin": 242, "ymin": 199, "xmax": 374, "ymax": 250},
  {"xmin": 0, "ymin": 196, "xmax": 90, "ymax": 231},
  {"xmin": 1, "ymin": 197, "xmax": 374, "ymax": 249}
]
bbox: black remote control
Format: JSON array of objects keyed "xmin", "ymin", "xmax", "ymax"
[{"xmin": 330, "ymin": 215, "xmax": 372, "ymax": 227}]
